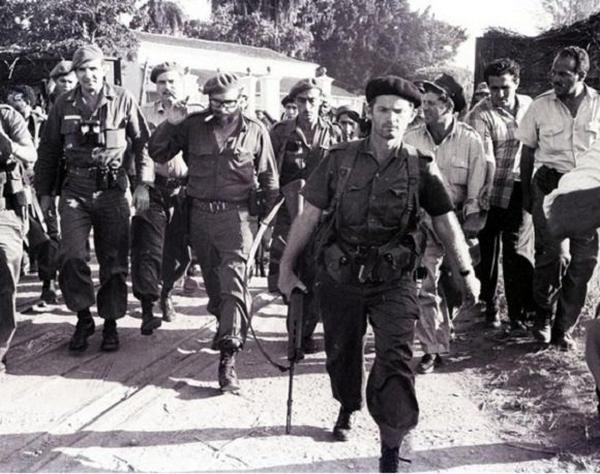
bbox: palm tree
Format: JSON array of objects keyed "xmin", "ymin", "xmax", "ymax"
[{"xmin": 131, "ymin": 0, "xmax": 187, "ymax": 36}]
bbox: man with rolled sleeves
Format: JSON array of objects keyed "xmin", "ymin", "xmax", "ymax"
[
  {"xmin": 0, "ymin": 105, "xmax": 37, "ymax": 372},
  {"xmin": 36, "ymin": 44, "xmax": 154, "ymax": 353},
  {"xmin": 149, "ymin": 72, "xmax": 279, "ymax": 392},
  {"xmin": 131, "ymin": 62, "xmax": 194, "ymax": 330},
  {"xmin": 518, "ymin": 46, "xmax": 600, "ymax": 350},
  {"xmin": 268, "ymin": 78, "xmax": 341, "ymax": 352},
  {"xmin": 278, "ymin": 76, "xmax": 479, "ymax": 472},
  {"xmin": 405, "ymin": 73, "xmax": 488, "ymax": 373}
]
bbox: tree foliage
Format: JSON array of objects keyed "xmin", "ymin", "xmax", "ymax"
[
  {"xmin": 541, "ymin": 0, "xmax": 600, "ymax": 28},
  {"xmin": 130, "ymin": 0, "xmax": 188, "ymax": 36}
]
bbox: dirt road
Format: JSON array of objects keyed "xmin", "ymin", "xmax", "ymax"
[{"xmin": 2, "ymin": 270, "xmax": 598, "ymax": 472}]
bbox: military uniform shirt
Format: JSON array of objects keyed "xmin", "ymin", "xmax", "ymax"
[
  {"xmin": 35, "ymin": 83, "xmax": 154, "ymax": 196},
  {"xmin": 0, "ymin": 105, "xmax": 35, "ymax": 166},
  {"xmin": 303, "ymin": 138, "xmax": 454, "ymax": 246},
  {"xmin": 149, "ymin": 110, "xmax": 279, "ymax": 202}
]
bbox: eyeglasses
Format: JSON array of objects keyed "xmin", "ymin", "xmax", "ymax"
[{"xmin": 209, "ymin": 97, "xmax": 240, "ymax": 109}]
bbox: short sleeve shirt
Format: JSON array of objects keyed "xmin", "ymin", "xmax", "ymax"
[
  {"xmin": 516, "ymin": 86, "xmax": 600, "ymax": 173},
  {"xmin": 303, "ymin": 138, "xmax": 454, "ymax": 246}
]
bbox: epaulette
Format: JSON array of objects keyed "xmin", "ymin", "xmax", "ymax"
[
  {"xmin": 403, "ymin": 142, "xmax": 433, "ymax": 163},
  {"xmin": 328, "ymin": 140, "xmax": 354, "ymax": 152}
]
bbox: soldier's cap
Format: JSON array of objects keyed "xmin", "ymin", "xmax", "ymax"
[
  {"xmin": 365, "ymin": 76, "xmax": 422, "ymax": 107},
  {"xmin": 474, "ymin": 81, "xmax": 491, "ymax": 95},
  {"xmin": 420, "ymin": 73, "xmax": 467, "ymax": 113},
  {"xmin": 335, "ymin": 105, "xmax": 360, "ymax": 123},
  {"xmin": 150, "ymin": 62, "xmax": 183, "ymax": 83},
  {"xmin": 289, "ymin": 78, "xmax": 322, "ymax": 99},
  {"xmin": 202, "ymin": 72, "xmax": 241, "ymax": 96},
  {"xmin": 49, "ymin": 60, "xmax": 73, "ymax": 79},
  {"xmin": 71, "ymin": 44, "xmax": 104, "ymax": 70},
  {"xmin": 281, "ymin": 94, "xmax": 295, "ymax": 107}
]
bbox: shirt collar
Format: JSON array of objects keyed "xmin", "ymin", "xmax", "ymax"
[{"xmin": 423, "ymin": 117, "xmax": 458, "ymax": 145}]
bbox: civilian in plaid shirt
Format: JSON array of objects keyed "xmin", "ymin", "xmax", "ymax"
[{"xmin": 467, "ymin": 58, "xmax": 536, "ymax": 332}]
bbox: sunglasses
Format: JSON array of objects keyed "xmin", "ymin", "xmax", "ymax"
[{"xmin": 209, "ymin": 97, "xmax": 240, "ymax": 109}]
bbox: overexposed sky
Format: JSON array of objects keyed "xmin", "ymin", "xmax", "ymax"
[{"xmin": 177, "ymin": 0, "xmax": 551, "ymax": 70}]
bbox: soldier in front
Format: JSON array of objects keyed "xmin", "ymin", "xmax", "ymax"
[
  {"xmin": 278, "ymin": 76, "xmax": 479, "ymax": 472},
  {"xmin": 35, "ymin": 44, "xmax": 154, "ymax": 353},
  {"xmin": 148, "ymin": 73, "xmax": 279, "ymax": 392}
]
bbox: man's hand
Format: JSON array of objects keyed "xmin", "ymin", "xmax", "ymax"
[
  {"xmin": 133, "ymin": 184, "xmax": 150, "ymax": 214},
  {"xmin": 278, "ymin": 265, "xmax": 307, "ymax": 301},
  {"xmin": 461, "ymin": 270, "xmax": 481, "ymax": 308},
  {"xmin": 166, "ymin": 97, "xmax": 190, "ymax": 125},
  {"xmin": 39, "ymin": 195, "xmax": 54, "ymax": 215},
  {"xmin": 0, "ymin": 129, "xmax": 13, "ymax": 159},
  {"xmin": 462, "ymin": 212, "xmax": 486, "ymax": 239}
]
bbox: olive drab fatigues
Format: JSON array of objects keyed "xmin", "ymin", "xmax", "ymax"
[
  {"xmin": 0, "ymin": 106, "xmax": 35, "ymax": 362},
  {"xmin": 149, "ymin": 111, "xmax": 279, "ymax": 349},
  {"xmin": 303, "ymin": 139, "xmax": 454, "ymax": 447},
  {"xmin": 268, "ymin": 118, "xmax": 341, "ymax": 341},
  {"xmin": 35, "ymin": 84, "xmax": 154, "ymax": 319},
  {"xmin": 130, "ymin": 102, "xmax": 191, "ymax": 303}
]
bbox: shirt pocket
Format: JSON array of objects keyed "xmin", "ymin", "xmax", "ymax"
[
  {"xmin": 540, "ymin": 125, "xmax": 568, "ymax": 152},
  {"xmin": 228, "ymin": 147, "xmax": 255, "ymax": 183},
  {"xmin": 449, "ymin": 157, "xmax": 469, "ymax": 185},
  {"xmin": 340, "ymin": 174, "xmax": 371, "ymax": 225},
  {"xmin": 61, "ymin": 119, "xmax": 81, "ymax": 149},
  {"xmin": 584, "ymin": 120, "xmax": 600, "ymax": 143}
]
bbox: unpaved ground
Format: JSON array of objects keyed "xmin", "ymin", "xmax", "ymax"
[{"xmin": 2, "ymin": 267, "xmax": 599, "ymax": 472}]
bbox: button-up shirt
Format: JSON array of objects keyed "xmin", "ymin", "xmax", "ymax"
[
  {"xmin": 35, "ymin": 83, "xmax": 154, "ymax": 196},
  {"xmin": 142, "ymin": 101, "xmax": 190, "ymax": 179},
  {"xmin": 404, "ymin": 120, "xmax": 487, "ymax": 217},
  {"xmin": 303, "ymin": 139, "xmax": 454, "ymax": 246},
  {"xmin": 149, "ymin": 110, "xmax": 279, "ymax": 202},
  {"xmin": 270, "ymin": 117, "xmax": 341, "ymax": 186},
  {"xmin": 516, "ymin": 85, "xmax": 600, "ymax": 173},
  {"xmin": 467, "ymin": 94, "xmax": 532, "ymax": 209}
]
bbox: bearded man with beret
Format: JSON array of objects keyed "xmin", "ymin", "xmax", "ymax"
[
  {"xmin": 149, "ymin": 72, "xmax": 279, "ymax": 392},
  {"xmin": 278, "ymin": 75, "xmax": 480, "ymax": 472},
  {"xmin": 36, "ymin": 44, "xmax": 154, "ymax": 353}
]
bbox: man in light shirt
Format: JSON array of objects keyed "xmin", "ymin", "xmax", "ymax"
[
  {"xmin": 518, "ymin": 46, "xmax": 600, "ymax": 350},
  {"xmin": 467, "ymin": 58, "xmax": 535, "ymax": 333},
  {"xmin": 405, "ymin": 73, "xmax": 488, "ymax": 373}
]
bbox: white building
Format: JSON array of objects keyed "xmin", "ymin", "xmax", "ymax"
[{"xmin": 122, "ymin": 31, "xmax": 362, "ymax": 118}]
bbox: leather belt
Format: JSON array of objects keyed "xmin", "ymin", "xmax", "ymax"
[
  {"xmin": 155, "ymin": 174, "xmax": 186, "ymax": 189},
  {"xmin": 67, "ymin": 166, "xmax": 97, "ymax": 178},
  {"xmin": 192, "ymin": 199, "xmax": 246, "ymax": 213}
]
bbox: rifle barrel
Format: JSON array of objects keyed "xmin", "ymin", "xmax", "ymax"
[{"xmin": 285, "ymin": 362, "xmax": 295, "ymax": 434}]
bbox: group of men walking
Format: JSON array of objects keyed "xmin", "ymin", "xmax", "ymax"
[{"xmin": 1, "ymin": 41, "xmax": 600, "ymax": 472}]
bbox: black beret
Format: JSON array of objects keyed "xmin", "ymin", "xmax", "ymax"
[
  {"xmin": 365, "ymin": 75, "xmax": 422, "ymax": 107},
  {"xmin": 421, "ymin": 73, "xmax": 467, "ymax": 113},
  {"xmin": 150, "ymin": 62, "xmax": 182, "ymax": 83},
  {"xmin": 49, "ymin": 60, "xmax": 72, "ymax": 79},
  {"xmin": 281, "ymin": 94, "xmax": 295, "ymax": 106},
  {"xmin": 289, "ymin": 78, "xmax": 322, "ymax": 99}
]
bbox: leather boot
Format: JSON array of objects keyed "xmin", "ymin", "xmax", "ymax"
[
  {"xmin": 40, "ymin": 279, "xmax": 58, "ymax": 305},
  {"xmin": 332, "ymin": 407, "xmax": 354, "ymax": 441},
  {"xmin": 69, "ymin": 309, "xmax": 95, "ymax": 352},
  {"xmin": 379, "ymin": 445, "xmax": 400, "ymax": 473},
  {"xmin": 141, "ymin": 298, "xmax": 162, "ymax": 335},
  {"xmin": 218, "ymin": 349, "xmax": 240, "ymax": 392},
  {"xmin": 160, "ymin": 292, "xmax": 176, "ymax": 322},
  {"xmin": 101, "ymin": 320, "xmax": 120, "ymax": 352}
]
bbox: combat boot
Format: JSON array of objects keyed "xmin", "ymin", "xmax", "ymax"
[
  {"xmin": 101, "ymin": 320, "xmax": 120, "ymax": 352},
  {"xmin": 160, "ymin": 292, "xmax": 177, "ymax": 322},
  {"xmin": 532, "ymin": 315, "xmax": 552, "ymax": 344},
  {"xmin": 69, "ymin": 309, "xmax": 95, "ymax": 352},
  {"xmin": 218, "ymin": 348, "xmax": 240, "ymax": 392},
  {"xmin": 332, "ymin": 407, "xmax": 354, "ymax": 441},
  {"xmin": 40, "ymin": 279, "xmax": 58, "ymax": 305},
  {"xmin": 140, "ymin": 298, "xmax": 162, "ymax": 335}
]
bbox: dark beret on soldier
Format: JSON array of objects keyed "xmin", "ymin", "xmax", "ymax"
[{"xmin": 365, "ymin": 75, "xmax": 422, "ymax": 107}]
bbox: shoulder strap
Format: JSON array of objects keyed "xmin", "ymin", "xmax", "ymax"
[{"xmin": 405, "ymin": 148, "xmax": 421, "ymax": 230}]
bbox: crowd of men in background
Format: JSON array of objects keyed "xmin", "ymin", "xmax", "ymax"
[{"xmin": 2, "ymin": 41, "xmax": 600, "ymax": 472}]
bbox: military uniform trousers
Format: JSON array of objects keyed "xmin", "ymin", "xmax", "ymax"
[
  {"xmin": 188, "ymin": 200, "xmax": 253, "ymax": 348},
  {"xmin": 531, "ymin": 169, "xmax": 599, "ymax": 338},
  {"xmin": 0, "ymin": 209, "xmax": 25, "ymax": 362},
  {"xmin": 27, "ymin": 193, "xmax": 60, "ymax": 282},
  {"xmin": 316, "ymin": 269, "xmax": 419, "ymax": 448},
  {"xmin": 131, "ymin": 185, "xmax": 191, "ymax": 301},
  {"xmin": 58, "ymin": 174, "xmax": 130, "ymax": 319}
]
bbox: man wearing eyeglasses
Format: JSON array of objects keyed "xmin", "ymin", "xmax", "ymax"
[
  {"xmin": 149, "ymin": 72, "xmax": 279, "ymax": 392},
  {"xmin": 518, "ymin": 46, "xmax": 600, "ymax": 351},
  {"xmin": 268, "ymin": 78, "xmax": 342, "ymax": 353}
]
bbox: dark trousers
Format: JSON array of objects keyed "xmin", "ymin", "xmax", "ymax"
[
  {"xmin": 131, "ymin": 186, "xmax": 191, "ymax": 301},
  {"xmin": 531, "ymin": 171, "xmax": 598, "ymax": 336},
  {"xmin": 58, "ymin": 176, "xmax": 130, "ymax": 319},
  {"xmin": 475, "ymin": 185, "xmax": 535, "ymax": 320},
  {"xmin": 189, "ymin": 203, "xmax": 253, "ymax": 349},
  {"xmin": 316, "ymin": 270, "xmax": 419, "ymax": 448},
  {"xmin": 0, "ymin": 209, "xmax": 24, "ymax": 362}
]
